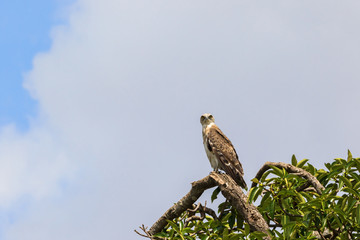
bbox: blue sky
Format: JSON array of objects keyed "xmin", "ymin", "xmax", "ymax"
[
  {"xmin": 0, "ymin": 0, "xmax": 72, "ymax": 238},
  {"xmin": 0, "ymin": 1, "xmax": 360, "ymax": 240},
  {"xmin": 0, "ymin": 0, "xmax": 71, "ymax": 130}
]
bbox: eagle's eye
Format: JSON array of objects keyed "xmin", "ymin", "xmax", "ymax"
[
  {"xmin": 200, "ymin": 115, "xmax": 205, "ymax": 123},
  {"xmin": 209, "ymin": 115, "xmax": 214, "ymax": 120}
]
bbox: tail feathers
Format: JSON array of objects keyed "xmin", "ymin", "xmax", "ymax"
[
  {"xmin": 234, "ymin": 173, "xmax": 247, "ymax": 190},
  {"xmin": 236, "ymin": 176, "xmax": 247, "ymax": 190}
]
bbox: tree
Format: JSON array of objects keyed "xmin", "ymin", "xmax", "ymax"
[{"xmin": 136, "ymin": 150, "xmax": 360, "ymax": 239}]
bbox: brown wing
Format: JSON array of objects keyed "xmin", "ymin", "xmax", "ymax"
[{"xmin": 207, "ymin": 125, "xmax": 247, "ymax": 189}]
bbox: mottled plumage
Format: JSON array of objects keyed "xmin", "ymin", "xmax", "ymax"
[{"xmin": 200, "ymin": 113, "xmax": 247, "ymax": 189}]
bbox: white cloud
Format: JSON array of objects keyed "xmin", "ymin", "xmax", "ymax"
[
  {"xmin": 0, "ymin": 124, "xmax": 73, "ymax": 208},
  {"xmin": 1, "ymin": 0, "xmax": 360, "ymax": 239}
]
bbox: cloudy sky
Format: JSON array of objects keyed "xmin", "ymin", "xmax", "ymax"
[{"xmin": 1, "ymin": 1, "xmax": 360, "ymax": 239}]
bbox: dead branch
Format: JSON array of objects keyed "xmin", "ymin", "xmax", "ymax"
[
  {"xmin": 134, "ymin": 225, "xmax": 154, "ymax": 239},
  {"xmin": 185, "ymin": 202, "xmax": 218, "ymax": 224},
  {"xmin": 139, "ymin": 172, "xmax": 270, "ymax": 239},
  {"xmin": 303, "ymin": 187, "xmax": 317, "ymax": 192},
  {"xmin": 147, "ymin": 175, "xmax": 217, "ymax": 236},
  {"xmin": 187, "ymin": 203, "xmax": 202, "ymax": 213},
  {"xmin": 202, "ymin": 204, "xmax": 218, "ymax": 220},
  {"xmin": 251, "ymin": 162, "xmax": 325, "ymax": 194},
  {"xmin": 185, "ymin": 203, "xmax": 205, "ymax": 224}
]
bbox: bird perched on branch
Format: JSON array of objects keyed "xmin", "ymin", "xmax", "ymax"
[{"xmin": 200, "ymin": 113, "xmax": 247, "ymax": 189}]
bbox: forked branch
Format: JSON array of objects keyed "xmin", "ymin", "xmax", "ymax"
[{"xmin": 136, "ymin": 172, "xmax": 270, "ymax": 239}]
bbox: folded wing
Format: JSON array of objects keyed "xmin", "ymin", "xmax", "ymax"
[{"xmin": 206, "ymin": 126, "xmax": 247, "ymax": 189}]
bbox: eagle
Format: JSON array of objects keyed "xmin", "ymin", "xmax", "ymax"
[{"xmin": 200, "ymin": 113, "xmax": 247, "ymax": 189}]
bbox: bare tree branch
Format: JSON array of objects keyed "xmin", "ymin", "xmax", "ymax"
[
  {"xmin": 202, "ymin": 203, "xmax": 218, "ymax": 220},
  {"xmin": 210, "ymin": 172, "xmax": 270, "ymax": 238},
  {"xmin": 147, "ymin": 175, "xmax": 217, "ymax": 236},
  {"xmin": 251, "ymin": 162, "xmax": 325, "ymax": 194},
  {"xmin": 138, "ymin": 172, "xmax": 270, "ymax": 239},
  {"xmin": 134, "ymin": 225, "xmax": 155, "ymax": 239},
  {"xmin": 185, "ymin": 202, "xmax": 218, "ymax": 224},
  {"xmin": 185, "ymin": 202, "xmax": 214, "ymax": 225}
]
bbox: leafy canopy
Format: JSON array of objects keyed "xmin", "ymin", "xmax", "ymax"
[{"xmin": 155, "ymin": 151, "xmax": 360, "ymax": 239}]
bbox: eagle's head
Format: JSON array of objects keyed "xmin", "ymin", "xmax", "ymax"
[{"xmin": 200, "ymin": 113, "xmax": 215, "ymax": 127}]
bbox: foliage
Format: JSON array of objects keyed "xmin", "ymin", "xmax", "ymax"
[{"xmin": 154, "ymin": 151, "xmax": 360, "ymax": 239}]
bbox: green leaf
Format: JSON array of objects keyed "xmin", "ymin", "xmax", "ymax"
[
  {"xmin": 236, "ymin": 213, "xmax": 244, "ymax": 229},
  {"xmin": 248, "ymin": 187, "xmax": 257, "ymax": 203},
  {"xmin": 211, "ymin": 187, "xmax": 221, "ymax": 202},
  {"xmin": 179, "ymin": 220, "xmax": 183, "ymax": 231},
  {"xmin": 269, "ymin": 200, "xmax": 275, "ymax": 219},
  {"xmin": 182, "ymin": 227, "xmax": 193, "ymax": 234},
  {"xmin": 281, "ymin": 215, "xmax": 291, "ymax": 239},
  {"xmin": 223, "ymin": 228, "xmax": 229, "ymax": 240},
  {"xmin": 218, "ymin": 201, "xmax": 231, "ymax": 213},
  {"xmin": 230, "ymin": 234, "xmax": 243, "ymax": 240},
  {"xmin": 346, "ymin": 161, "xmax": 355, "ymax": 170},
  {"xmin": 251, "ymin": 231, "xmax": 268, "ymax": 240},
  {"xmin": 321, "ymin": 215, "xmax": 328, "ymax": 229},
  {"xmin": 297, "ymin": 159, "xmax": 309, "ymax": 168},
  {"xmin": 251, "ymin": 178, "xmax": 259, "ymax": 184},
  {"xmin": 294, "ymin": 191, "xmax": 305, "ymax": 203},
  {"xmin": 153, "ymin": 232, "xmax": 169, "ymax": 237},
  {"xmin": 260, "ymin": 192, "xmax": 271, "ymax": 209},
  {"xmin": 306, "ymin": 163, "xmax": 316, "ymax": 175},
  {"xmin": 269, "ymin": 165, "xmax": 284, "ymax": 177},
  {"xmin": 339, "ymin": 175, "xmax": 352, "ymax": 188},
  {"xmin": 343, "ymin": 187, "xmax": 360, "ymax": 198},
  {"xmin": 300, "ymin": 191, "xmax": 313, "ymax": 202},
  {"xmin": 244, "ymin": 223, "xmax": 250, "ymax": 235},
  {"xmin": 291, "ymin": 154, "xmax": 297, "ymax": 166},
  {"xmin": 281, "ymin": 214, "xmax": 290, "ymax": 225},
  {"xmin": 327, "ymin": 170, "xmax": 341, "ymax": 181},
  {"xmin": 356, "ymin": 204, "xmax": 360, "ymax": 225},
  {"xmin": 185, "ymin": 236, "xmax": 195, "ymax": 240},
  {"xmin": 349, "ymin": 171, "xmax": 360, "ymax": 182},
  {"xmin": 248, "ymin": 186, "xmax": 262, "ymax": 203},
  {"xmin": 345, "ymin": 197, "xmax": 357, "ymax": 214},
  {"xmin": 353, "ymin": 181, "xmax": 360, "ymax": 190},
  {"xmin": 332, "ymin": 164, "xmax": 345, "ymax": 172},
  {"xmin": 166, "ymin": 220, "xmax": 180, "ymax": 232},
  {"xmin": 348, "ymin": 149, "xmax": 353, "ymax": 162},
  {"xmin": 221, "ymin": 212, "xmax": 232, "ymax": 223},
  {"xmin": 333, "ymin": 207, "xmax": 346, "ymax": 221},
  {"xmin": 354, "ymin": 159, "xmax": 360, "ymax": 172},
  {"xmin": 325, "ymin": 163, "xmax": 332, "ymax": 170},
  {"xmin": 307, "ymin": 198, "xmax": 322, "ymax": 209},
  {"xmin": 260, "ymin": 170, "xmax": 272, "ymax": 182},
  {"xmin": 228, "ymin": 212, "xmax": 236, "ymax": 229}
]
